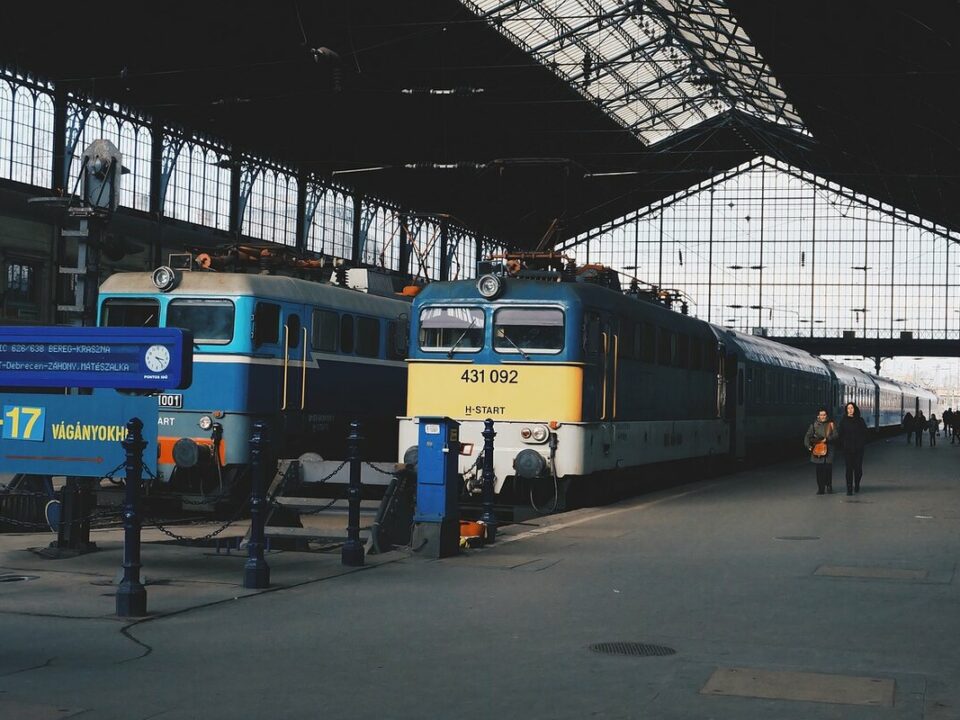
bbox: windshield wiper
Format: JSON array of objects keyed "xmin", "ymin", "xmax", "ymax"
[
  {"xmin": 499, "ymin": 331, "xmax": 530, "ymax": 360},
  {"xmin": 446, "ymin": 317, "xmax": 478, "ymax": 358}
]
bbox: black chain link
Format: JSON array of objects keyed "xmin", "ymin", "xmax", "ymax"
[
  {"xmin": 363, "ymin": 461, "xmax": 399, "ymax": 477},
  {"xmin": 144, "ymin": 498, "xmax": 249, "ymax": 543}
]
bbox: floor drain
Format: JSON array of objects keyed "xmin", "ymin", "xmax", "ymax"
[
  {"xmin": 0, "ymin": 574, "xmax": 38, "ymax": 583},
  {"xmin": 589, "ymin": 642, "xmax": 676, "ymax": 657},
  {"xmin": 774, "ymin": 536, "xmax": 820, "ymax": 541}
]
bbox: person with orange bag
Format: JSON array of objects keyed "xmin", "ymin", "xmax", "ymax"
[{"xmin": 804, "ymin": 407, "xmax": 837, "ymax": 495}]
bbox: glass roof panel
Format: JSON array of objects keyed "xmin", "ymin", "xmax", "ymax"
[{"xmin": 462, "ymin": 0, "xmax": 807, "ymax": 146}]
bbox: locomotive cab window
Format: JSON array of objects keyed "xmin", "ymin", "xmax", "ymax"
[
  {"xmin": 101, "ymin": 298, "xmax": 159, "ymax": 328},
  {"xmin": 494, "ymin": 307, "xmax": 564, "ymax": 354},
  {"xmin": 167, "ymin": 299, "xmax": 234, "ymax": 344},
  {"xmin": 419, "ymin": 306, "xmax": 484, "ymax": 352},
  {"xmin": 253, "ymin": 302, "xmax": 280, "ymax": 347}
]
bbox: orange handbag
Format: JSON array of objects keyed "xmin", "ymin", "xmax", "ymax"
[{"xmin": 812, "ymin": 423, "xmax": 833, "ymax": 457}]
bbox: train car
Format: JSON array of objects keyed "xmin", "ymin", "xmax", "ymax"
[
  {"xmin": 718, "ymin": 329, "xmax": 832, "ymax": 457},
  {"xmin": 823, "ymin": 360, "xmax": 877, "ymax": 427},
  {"xmin": 872, "ymin": 375, "xmax": 904, "ymax": 429},
  {"xmin": 400, "ymin": 255, "xmax": 937, "ymax": 508},
  {"xmin": 97, "ymin": 266, "xmax": 409, "ymax": 500},
  {"xmin": 901, "ymin": 382, "xmax": 937, "ymax": 419}
]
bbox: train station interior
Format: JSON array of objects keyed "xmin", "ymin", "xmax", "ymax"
[{"xmin": 1, "ymin": 2, "xmax": 959, "ymax": 718}]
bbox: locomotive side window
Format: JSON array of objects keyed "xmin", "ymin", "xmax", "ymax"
[
  {"xmin": 691, "ymin": 337, "xmax": 702, "ymax": 370},
  {"xmin": 340, "ymin": 314, "xmax": 355, "ymax": 354},
  {"xmin": 311, "ymin": 309, "xmax": 338, "ymax": 352},
  {"xmin": 676, "ymin": 333, "xmax": 689, "ymax": 369},
  {"xmin": 494, "ymin": 307, "xmax": 564, "ymax": 354},
  {"xmin": 657, "ymin": 328, "xmax": 672, "ymax": 366},
  {"xmin": 253, "ymin": 302, "xmax": 280, "ymax": 347},
  {"xmin": 356, "ymin": 317, "xmax": 380, "ymax": 357},
  {"xmin": 583, "ymin": 313, "xmax": 601, "ymax": 354},
  {"xmin": 641, "ymin": 323, "xmax": 655, "ymax": 363},
  {"xmin": 167, "ymin": 299, "xmax": 234, "ymax": 344},
  {"xmin": 102, "ymin": 298, "xmax": 159, "ymax": 327},
  {"xmin": 419, "ymin": 306, "xmax": 484, "ymax": 352}
]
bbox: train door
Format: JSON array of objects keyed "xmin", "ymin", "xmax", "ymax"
[
  {"xmin": 281, "ymin": 307, "xmax": 308, "ymax": 445},
  {"xmin": 600, "ymin": 316, "xmax": 620, "ymax": 456},
  {"xmin": 715, "ymin": 342, "xmax": 727, "ymax": 419},
  {"xmin": 725, "ymin": 351, "xmax": 746, "ymax": 459}
]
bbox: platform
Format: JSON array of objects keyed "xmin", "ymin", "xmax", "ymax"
[{"xmin": 0, "ymin": 436, "xmax": 958, "ymax": 719}]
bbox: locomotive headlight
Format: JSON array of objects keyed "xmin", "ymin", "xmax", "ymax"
[
  {"xmin": 152, "ymin": 265, "xmax": 179, "ymax": 292},
  {"xmin": 198, "ymin": 415, "xmax": 213, "ymax": 431},
  {"xmin": 476, "ymin": 274, "xmax": 503, "ymax": 299},
  {"xmin": 520, "ymin": 427, "xmax": 532, "ymax": 439},
  {"xmin": 531, "ymin": 425, "xmax": 549, "ymax": 443}
]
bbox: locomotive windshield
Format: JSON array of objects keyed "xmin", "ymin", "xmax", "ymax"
[
  {"xmin": 493, "ymin": 307, "xmax": 564, "ymax": 354},
  {"xmin": 419, "ymin": 306, "xmax": 484, "ymax": 352},
  {"xmin": 101, "ymin": 298, "xmax": 159, "ymax": 327},
  {"xmin": 167, "ymin": 298, "xmax": 235, "ymax": 344}
]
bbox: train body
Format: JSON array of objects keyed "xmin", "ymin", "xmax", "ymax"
[
  {"xmin": 399, "ymin": 266, "xmax": 937, "ymax": 502},
  {"xmin": 97, "ymin": 269, "xmax": 409, "ymax": 496}
]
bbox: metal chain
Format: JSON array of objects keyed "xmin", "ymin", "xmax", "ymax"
[
  {"xmin": 363, "ymin": 461, "xmax": 399, "ymax": 477},
  {"xmin": 144, "ymin": 499, "xmax": 249, "ymax": 543}
]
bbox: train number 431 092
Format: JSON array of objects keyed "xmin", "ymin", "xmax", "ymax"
[{"xmin": 460, "ymin": 368, "xmax": 518, "ymax": 384}]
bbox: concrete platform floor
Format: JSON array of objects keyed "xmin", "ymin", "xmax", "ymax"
[{"xmin": 0, "ymin": 436, "xmax": 958, "ymax": 719}]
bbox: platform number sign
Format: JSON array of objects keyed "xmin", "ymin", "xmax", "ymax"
[{"xmin": 1, "ymin": 404, "xmax": 45, "ymax": 442}]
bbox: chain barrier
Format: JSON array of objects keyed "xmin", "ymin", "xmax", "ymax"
[
  {"xmin": 143, "ymin": 499, "xmax": 249, "ymax": 543},
  {"xmin": 363, "ymin": 461, "xmax": 399, "ymax": 477}
]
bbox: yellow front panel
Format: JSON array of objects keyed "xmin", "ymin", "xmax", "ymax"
[{"xmin": 407, "ymin": 362, "xmax": 583, "ymax": 422}]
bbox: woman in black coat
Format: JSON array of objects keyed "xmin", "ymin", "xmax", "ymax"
[{"xmin": 838, "ymin": 402, "xmax": 868, "ymax": 495}]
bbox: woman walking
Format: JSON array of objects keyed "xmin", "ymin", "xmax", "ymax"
[
  {"xmin": 804, "ymin": 407, "xmax": 838, "ymax": 495},
  {"xmin": 838, "ymin": 402, "xmax": 867, "ymax": 495},
  {"xmin": 928, "ymin": 413, "xmax": 939, "ymax": 447}
]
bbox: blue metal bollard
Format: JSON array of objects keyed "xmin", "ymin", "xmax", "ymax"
[
  {"xmin": 341, "ymin": 421, "xmax": 365, "ymax": 566},
  {"xmin": 480, "ymin": 418, "xmax": 498, "ymax": 543},
  {"xmin": 116, "ymin": 418, "xmax": 147, "ymax": 617},
  {"xmin": 243, "ymin": 421, "xmax": 270, "ymax": 589}
]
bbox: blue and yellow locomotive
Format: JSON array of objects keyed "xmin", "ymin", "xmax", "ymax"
[{"xmin": 98, "ymin": 266, "xmax": 409, "ymax": 500}]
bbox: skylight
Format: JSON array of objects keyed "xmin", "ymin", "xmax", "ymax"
[{"xmin": 462, "ymin": 0, "xmax": 807, "ymax": 145}]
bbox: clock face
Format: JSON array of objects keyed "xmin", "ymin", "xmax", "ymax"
[{"xmin": 144, "ymin": 344, "xmax": 171, "ymax": 373}]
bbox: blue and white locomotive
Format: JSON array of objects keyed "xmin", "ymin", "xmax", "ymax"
[
  {"xmin": 97, "ymin": 266, "xmax": 409, "ymax": 499},
  {"xmin": 399, "ymin": 254, "xmax": 937, "ymax": 507}
]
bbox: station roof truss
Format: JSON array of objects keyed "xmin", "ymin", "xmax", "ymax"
[
  {"xmin": 461, "ymin": 0, "xmax": 807, "ymax": 146},
  {"xmin": 558, "ymin": 155, "xmax": 960, "ymax": 251}
]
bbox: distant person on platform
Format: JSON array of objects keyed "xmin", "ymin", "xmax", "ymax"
[
  {"xmin": 952, "ymin": 412, "xmax": 960, "ymax": 445},
  {"xmin": 805, "ymin": 407, "xmax": 837, "ymax": 495},
  {"xmin": 838, "ymin": 402, "xmax": 867, "ymax": 495},
  {"xmin": 928, "ymin": 413, "xmax": 939, "ymax": 447},
  {"xmin": 915, "ymin": 411, "xmax": 927, "ymax": 447},
  {"xmin": 944, "ymin": 408, "xmax": 953, "ymax": 438},
  {"xmin": 903, "ymin": 411, "xmax": 914, "ymax": 445}
]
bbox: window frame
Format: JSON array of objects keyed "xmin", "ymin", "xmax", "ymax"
[
  {"xmin": 493, "ymin": 305, "xmax": 565, "ymax": 356},
  {"xmin": 418, "ymin": 305, "xmax": 486, "ymax": 354},
  {"xmin": 166, "ymin": 297, "xmax": 236, "ymax": 345}
]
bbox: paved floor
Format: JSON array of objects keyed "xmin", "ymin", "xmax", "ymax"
[{"xmin": 0, "ymin": 436, "xmax": 958, "ymax": 719}]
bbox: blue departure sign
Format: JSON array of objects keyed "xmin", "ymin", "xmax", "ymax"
[
  {"xmin": 0, "ymin": 392, "xmax": 158, "ymax": 477},
  {"xmin": 0, "ymin": 327, "xmax": 192, "ymax": 390}
]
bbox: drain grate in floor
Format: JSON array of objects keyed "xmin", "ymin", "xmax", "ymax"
[
  {"xmin": 774, "ymin": 536, "xmax": 820, "ymax": 541},
  {"xmin": 589, "ymin": 642, "xmax": 676, "ymax": 657},
  {"xmin": 0, "ymin": 574, "xmax": 38, "ymax": 583}
]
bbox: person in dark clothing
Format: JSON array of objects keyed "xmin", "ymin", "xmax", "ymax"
[
  {"xmin": 837, "ymin": 402, "xmax": 868, "ymax": 495},
  {"xmin": 804, "ymin": 407, "xmax": 838, "ymax": 495},
  {"xmin": 903, "ymin": 412, "xmax": 914, "ymax": 444},
  {"xmin": 953, "ymin": 412, "xmax": 960, "ymax": 445},
  {"xmin": 929, "ymin": 413, "xmax": 939, "ymax": 446},
  {"xmin": 944, "ymin": 408, "xmax": 953, "ymax": 439},
  {"xmin": 915, "ymin": 411, "xmax": 926, "ymax": 447}
]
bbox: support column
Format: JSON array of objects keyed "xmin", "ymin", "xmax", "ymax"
[{"xmin": 116, "ymin": 418, "xmax": 147, "ymax": 617}]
